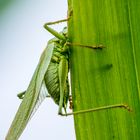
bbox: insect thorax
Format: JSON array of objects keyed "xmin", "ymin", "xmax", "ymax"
[{"xmin": 44, "ymin": 39, "xmax": 69, "ymax": 109}]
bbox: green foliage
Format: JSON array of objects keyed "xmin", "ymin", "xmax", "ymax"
[
  {"xmin": 68, "ymin": 0, "xmax": 140, "ymax": 140},
  {"xmin": 0, "ymin": 0, "xmax": 14, "ymax": 13}
]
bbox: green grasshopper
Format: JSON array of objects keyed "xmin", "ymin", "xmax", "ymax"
[{"xmin": 6, "ymin": 14, "xmax": 130, "ymax": 140}]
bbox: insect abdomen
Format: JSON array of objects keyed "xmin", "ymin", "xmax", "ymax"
[
  {"xmin": 44, "ymin": 39, "xmax": 70, "ymax": 109},
  {"xmin": 44, "ymin": 60, "xmax": 69, "ymax": 108},
  {"xmin": 44, "ymin": 62, "xmax": 60, "ymax": 105}
]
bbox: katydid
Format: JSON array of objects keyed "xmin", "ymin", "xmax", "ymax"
[{"xmin": 6, "ymin": 16, "xmax": 130, "ymax": 140}]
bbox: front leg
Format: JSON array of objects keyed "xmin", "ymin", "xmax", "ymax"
[
  {"xmin": 43, "ymin": 12, "xmax": 105, "ymax": 50},
  {"xmin": 44, "ymin": 18, "xmax": 72, "ymax": 41},
  {"xmin": 44, "ymin": 20, "xmax": 67, "ymax": 41},
  {"xmin": 44, "ymin": 10, "xmax": 73, "ymax": 40}
]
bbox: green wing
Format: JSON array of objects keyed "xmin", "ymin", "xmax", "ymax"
[{"xmin": 6, "ymin": 41, "xmax": 55, "ymax": 140}]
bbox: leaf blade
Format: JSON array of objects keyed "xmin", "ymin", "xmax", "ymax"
[{"xmin": 68, "ymin": 0, "xmax": 140, "ymax": 140}]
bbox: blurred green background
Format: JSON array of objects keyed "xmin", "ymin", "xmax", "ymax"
[{"xmin": 0, "ymin": 0, "xmax": 75, "ymax": 139}]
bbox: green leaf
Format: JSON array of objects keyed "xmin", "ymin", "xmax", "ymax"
[{"xmin": 68, "ymin": 0, "xmax": 140, "ymax": 140}]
